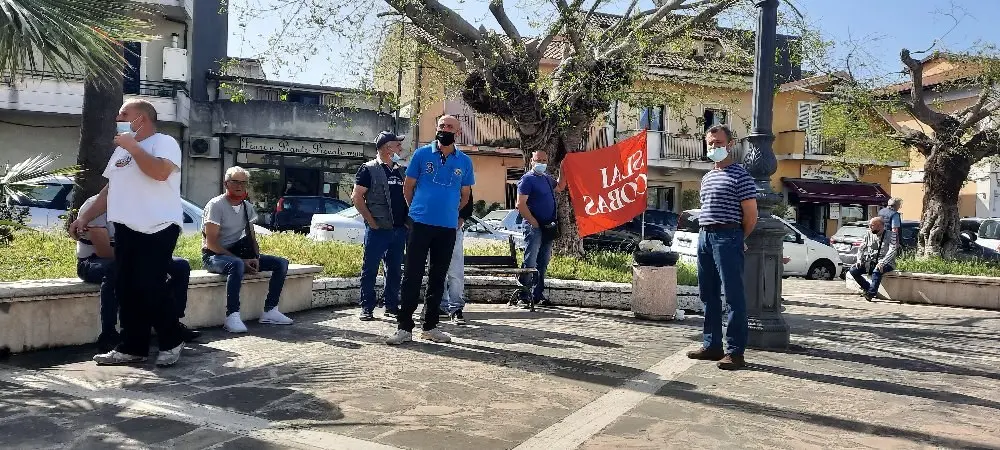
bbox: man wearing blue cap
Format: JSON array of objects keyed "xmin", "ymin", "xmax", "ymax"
[
  {"xmin": 353, "ymin": 131, "xmax": 409, "ymax": 321},
  {"xmin": 387, "ymin": 115, "xmax": 475, "ymax": 345}
]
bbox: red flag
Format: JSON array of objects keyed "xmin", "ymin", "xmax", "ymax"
[{"xmin": 562, "ymin": 131, "xmax": 648, "ymax": 237}]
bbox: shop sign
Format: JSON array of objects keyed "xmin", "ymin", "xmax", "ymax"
[
  {"xmin": 240, "ymin": 137, "xmax": 366, "ymax": 158},
  {"xmin": 829, "ymin": 203, "xmax": 841, "ymax": 220},
  {"xmin": 801, "ymin": 164, "xmax": 856, "ymax": 182}
]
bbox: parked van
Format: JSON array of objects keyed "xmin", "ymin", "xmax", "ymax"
[{"xmin": 671, "ymin": 209, "xmax": 842, "ymax": 280}]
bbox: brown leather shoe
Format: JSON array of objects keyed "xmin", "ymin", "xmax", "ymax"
[
  {"xmin": 717, "ymin": 354, "xmax": 746, "ymax": 370},
  {"xmin": 686, "ymin": 347, "xmax": 725, "ymax": 361}
]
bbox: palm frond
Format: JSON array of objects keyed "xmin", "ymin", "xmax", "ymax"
[
  {"xmin": 0, "ymin": 0, "xmax": 155, "ymax": 83},
  {"xmin": 0, "ymin": 154, "xmax": 79, "ymax": 203}
]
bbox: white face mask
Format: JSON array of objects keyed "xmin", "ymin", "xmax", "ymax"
[
  {"xmin": 391, "ymin": 152, "xmax": 402, "ymax": 163},
  {"xmin": 707, "ymin": 146, "xmax": 729, "ymax": 163},
  {"xmin": 116, "ymin": 119, "xmax": 141, "ymax": 137}
]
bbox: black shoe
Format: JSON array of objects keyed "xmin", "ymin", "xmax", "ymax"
[
  {"xmin": 686, "ymin": 347, "xmax": 725, "ymax": 361},
  {"xmin": 360, "ymin": 310, "xmax": 375, "ymax": 321},
  {"xmin": 517, "ymin": 300, "xmax": 533, "ymax": 309},
  {"xmin": 863, "ymin": 292, "xmax": 874, "ymax": 302},
  {"xmin": 97, "ymin": 332, "xmax": 120, "ymax": 353},
  {"xmin": 384, "ymin": 308, "xmax": 398, "ymax": 319},
  {"xmin": 179, "ymin": 324, "xmax": 201, "ymax": 342},
  {"xmin": 451, "ymin": 310, "xmax": 466, "ymax": 325}
]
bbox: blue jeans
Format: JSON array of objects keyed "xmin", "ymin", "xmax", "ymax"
[
  {"xmin": 849, "ymin": 263, "xmax": 893, "ymax": 296},
  {"xmin": 519, "ymin": 226, "xmax": 553, "ymax": 300},
  {"xmin": 359, "ymin": 226, "xmax": 408, "ymax": 312},
  {"xmin": 203, "ymin": 253, "xmax": 289, "ymax": 315},
  {"xmin": 78, "ymin": 256, "xmax": 191, "ymax": 338},
  {"xmin": 442, "ymin": 229, "xmax": 465, "ymax": 314},
  {"xmin": 697, "ymin": 228, "xmax": 748, "ymax": 356}
]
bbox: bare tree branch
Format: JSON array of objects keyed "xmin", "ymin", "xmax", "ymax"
[
  {"xmin": 409, "ymin": 31, "xmax": 469, "ymax": 72},
  {"xmin": 900, "ymin": 48, "xmax": 953, "ymax": 128},
  {"xmin": 646, "ymin": 0, "xmax": 735, "ymax": 48},
  {"xmin": 385, "ymin": 0, "xmax": 483, "ymax": 62},
  {"xmin": 636, "ymin": 0, "xmax": 716, "ymax": 18},
  {"xmin": 968, "ymin": 129, "xmax": 1000, "ymax": 160},
  {"xmin": 890, "ymin": 125, "xmax": 938, "ymax": 156},
  {"xmin": 555, "ymin": 0, "xmax": 585, "ymax": 54},
  {"xmin": 960, "ymin": 86, "xmax": 1000, "ymax": 129},
  {"xmin": 488, "ymin": 0, "xmax": 521, "ymax": 45}
]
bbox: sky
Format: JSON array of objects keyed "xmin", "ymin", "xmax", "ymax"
[{"xmin": 226, "ymin": 0, "xmax": 1000, "ymax": 88}]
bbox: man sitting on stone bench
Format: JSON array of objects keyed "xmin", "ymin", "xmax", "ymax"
[
  {"xmin": 74, "ymin": 195, "xmax": 199, "ymax": 352},
  {"xmin": 202, "ymin": 166, "xmax": 293, "ymax": 333}
]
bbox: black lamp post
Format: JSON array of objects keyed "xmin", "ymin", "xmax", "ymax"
[{"xmin": 742, "ymin": 0, "xmax": 790, "ymax": 349}]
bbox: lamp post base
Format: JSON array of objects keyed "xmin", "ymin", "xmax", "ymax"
[{"xmin": 744, "ymin": 214, "xmax": 790, "ymax": 350}]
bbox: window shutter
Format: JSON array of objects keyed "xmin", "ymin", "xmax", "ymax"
[{"xmin": 796, "ymin": 101, "xmax": 812, "ymax": 130}]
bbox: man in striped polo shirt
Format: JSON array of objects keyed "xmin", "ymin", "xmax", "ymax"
[{"xmin": 687, "ymin": 124, "xmax": 758, "ymax": 370}]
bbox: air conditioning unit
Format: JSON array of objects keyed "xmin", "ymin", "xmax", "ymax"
[{"xmin": 189, "ymin": 136, "xmax": 220, "ymax": 159}]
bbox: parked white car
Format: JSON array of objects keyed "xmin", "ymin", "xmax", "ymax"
[
  {"xmin": 671, "ymin": 209, "xmax": 842, "ymax": 280},
  {"xmin": 481, "ymin": 209, "xmax": 526, "ymax": 234},
  {"xmin": 974, "ymin": 218, "xmax": 1000, "ymax": 251},
  {"xmin": 12, "ymin": 177, "xmax": 270, "ymax": 236},
  {"xmin": 309, "ymin": 207, "xmax": 525, "ymax": 248}
]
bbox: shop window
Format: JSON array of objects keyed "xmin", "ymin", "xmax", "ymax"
[{"xmin": 840, "ymin": 205, "xmax": 865, "ymax": 225}]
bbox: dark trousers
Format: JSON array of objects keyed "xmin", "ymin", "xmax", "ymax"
[
  {"xmin": 398, "ymin": 221, "xmax": 457, "ymax": 332},
  {"xmin": 849, "ymin": 264, "xmax": 893, "ymax": 296},
  {"xmin": 359, "ymin": 226, "xmax": 408, "ymax": 312},
  {"xmin": 77, "ymin": 256, "xmax": 191, "ymax": 338},
  {"xmin": 113, "ymin": 223, "xmax": 182, "ymax": 356},
  {"xmin": 697, "ymin": 228, "xmax": 748, "ymax": 356}
]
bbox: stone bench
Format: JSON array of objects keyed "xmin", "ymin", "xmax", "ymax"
[{"xmin": 0, "ymin": 265, "xmax": 322, "ymax": 353}]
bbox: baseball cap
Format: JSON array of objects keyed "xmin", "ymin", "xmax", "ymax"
[{"xmin": 375, "ymin": 131, "xmax": 405, "ymax": 150}]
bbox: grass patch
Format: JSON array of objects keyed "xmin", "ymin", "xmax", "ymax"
[
  {"xmin": 896, "ymin": 256, "xmax": 1000, "ymax": 278},
  {"xmin": 1, "ymin": 230, "xmax": 699, "ymax": 285}
]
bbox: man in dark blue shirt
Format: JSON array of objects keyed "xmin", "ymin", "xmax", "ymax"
[
  {"xmin": 688, "ymin": 124, "xmax": 758, "ymax": 370},
  {"xmin": 387, "ymin": 115, "xmax": 475, "ymax": 345},
  {"xmin": 516, "ymin": 150, "xmax": 566, "ymax": 307},
  {"xmin": 353, "ymin": 131, "xmax": 409, "ymax": 321}
]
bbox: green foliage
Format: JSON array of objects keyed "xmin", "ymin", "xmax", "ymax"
[
  {"xmin": 0, "ymin": 0, "xmax": 152, "ymax": 83},
  {"xmin": 771, "ymin": 201, "xmax": 790, "ymax": 220},
  {"xmin": 2, "ymin": 231, "xmax": 698, "ymax": 285},
  {"xmin": 896, "ymin": 255, "xmax": 1000, "ymax": 278},
  {"xmin": 681, "ymin": 189, "xmax": 701, "ymax": 210},
  {"xmin": 473, "ymin": 200, "xmax": 503, "ymax": 218}
]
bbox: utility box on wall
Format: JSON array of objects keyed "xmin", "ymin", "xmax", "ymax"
[{"xmin": 162, "ymin": 47, "xmax": 189, "ymax": 82}]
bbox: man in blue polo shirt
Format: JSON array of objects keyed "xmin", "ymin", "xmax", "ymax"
[{"xmin": 387, "ymin": 115, "xmax": 475, "ymax": 345}]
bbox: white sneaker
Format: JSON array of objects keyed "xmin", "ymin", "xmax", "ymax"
[
  {"xmin": 259, "ymin": 308, "xmax": 294, "ymax": 325},
  {"xmin": 155, "ymin": 343, "xmax": 184, "ymax": 367},
  {"xmin": 224, "ymin": 312, "xmax": 248, "ymax": 333},
  {"xmin": 385, "ymin": 330, "xmax": 413, "ymax": 345},
  {"xmin": 420, "ymin": 328, "xmax": 452, "ymax": 343},
  {"xmin": 93, "ymin": 350, "xmax": 146, "ymax": 366}
]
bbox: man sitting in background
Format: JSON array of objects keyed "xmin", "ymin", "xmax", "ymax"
[
  {"xmin": 74, "ymin": 194, "xmax": 198, "ymax": 352},
  {"xmin": 849, "ymin": 216, "xmax": 898, "ymax": 301},
  {"xmin": 202, "ymin": 166, "xmax": 293, "ymax": 333}
]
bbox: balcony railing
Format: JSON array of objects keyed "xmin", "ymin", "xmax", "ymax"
[
  {"xmin": 454, "ymin": 114, "xmax": 520, "ymax": 148},
  {"xmin": 804, "ymin": 136, "xmax": 844, "ymax": 155},
  {"xmin": 661, "ymin": 134, "xmax": 705, "ymax": 160},
  {"xmin": 125, "ymin": 80, "xmax": 187, "ymax": 98}
]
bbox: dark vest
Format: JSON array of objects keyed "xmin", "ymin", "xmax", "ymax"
[{"xmin": 363, "ymin": 159, "xmax": 397, "ymax": 229}]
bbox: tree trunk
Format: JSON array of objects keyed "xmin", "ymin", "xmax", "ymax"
[
  {"xmin": 550, "ymin": 128, "xmax": 588, "ymax": 257},
  {"xmin": 917, "ymin": 149, "xmax": 971, "ymax": 259},
  {"xmin": 70, "ymin": 73, "xmax": 123, "ymax": 214}
]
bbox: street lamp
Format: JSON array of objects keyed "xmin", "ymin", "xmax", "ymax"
[{"xmin": 742, "ymin": 0, "xmax": 789, "ymax": 349}]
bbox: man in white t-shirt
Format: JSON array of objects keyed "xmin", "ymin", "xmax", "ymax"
[
  {"xmin": 70, "ymin": 99, "xmax": 187, "ymax": 367},
  {"xmin": 74, "ymin": 195, "xmax": 198, "ymax": 352}
]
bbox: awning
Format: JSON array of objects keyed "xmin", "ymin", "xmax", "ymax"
[{"xmin": 783, "ymin": 178, "xmax": 890, "ymax": 205}]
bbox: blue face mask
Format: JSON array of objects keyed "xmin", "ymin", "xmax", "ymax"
[
  {"xmin": 116, "ymin": 120, "xmax": 141, "ymax": 137},
  {"xmin": 391, "ymin": 153, "xmax": 401, "ymax": 163},
  {"xmin": 707, "ymin": 146, "xmax": 729, "ymax": 163},
  {"xmin": 532, "ymin": 163, "xmax": 547, "ymax": 174}
]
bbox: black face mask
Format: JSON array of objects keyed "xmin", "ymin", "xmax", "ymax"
[{"xmin": 435, "ymin": 130, "xmax": 456, "ymax": 147}]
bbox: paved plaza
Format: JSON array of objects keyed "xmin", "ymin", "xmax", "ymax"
[{"xmin": 1, "ymin": 279, "xmax": 998, "ymax": 449}]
